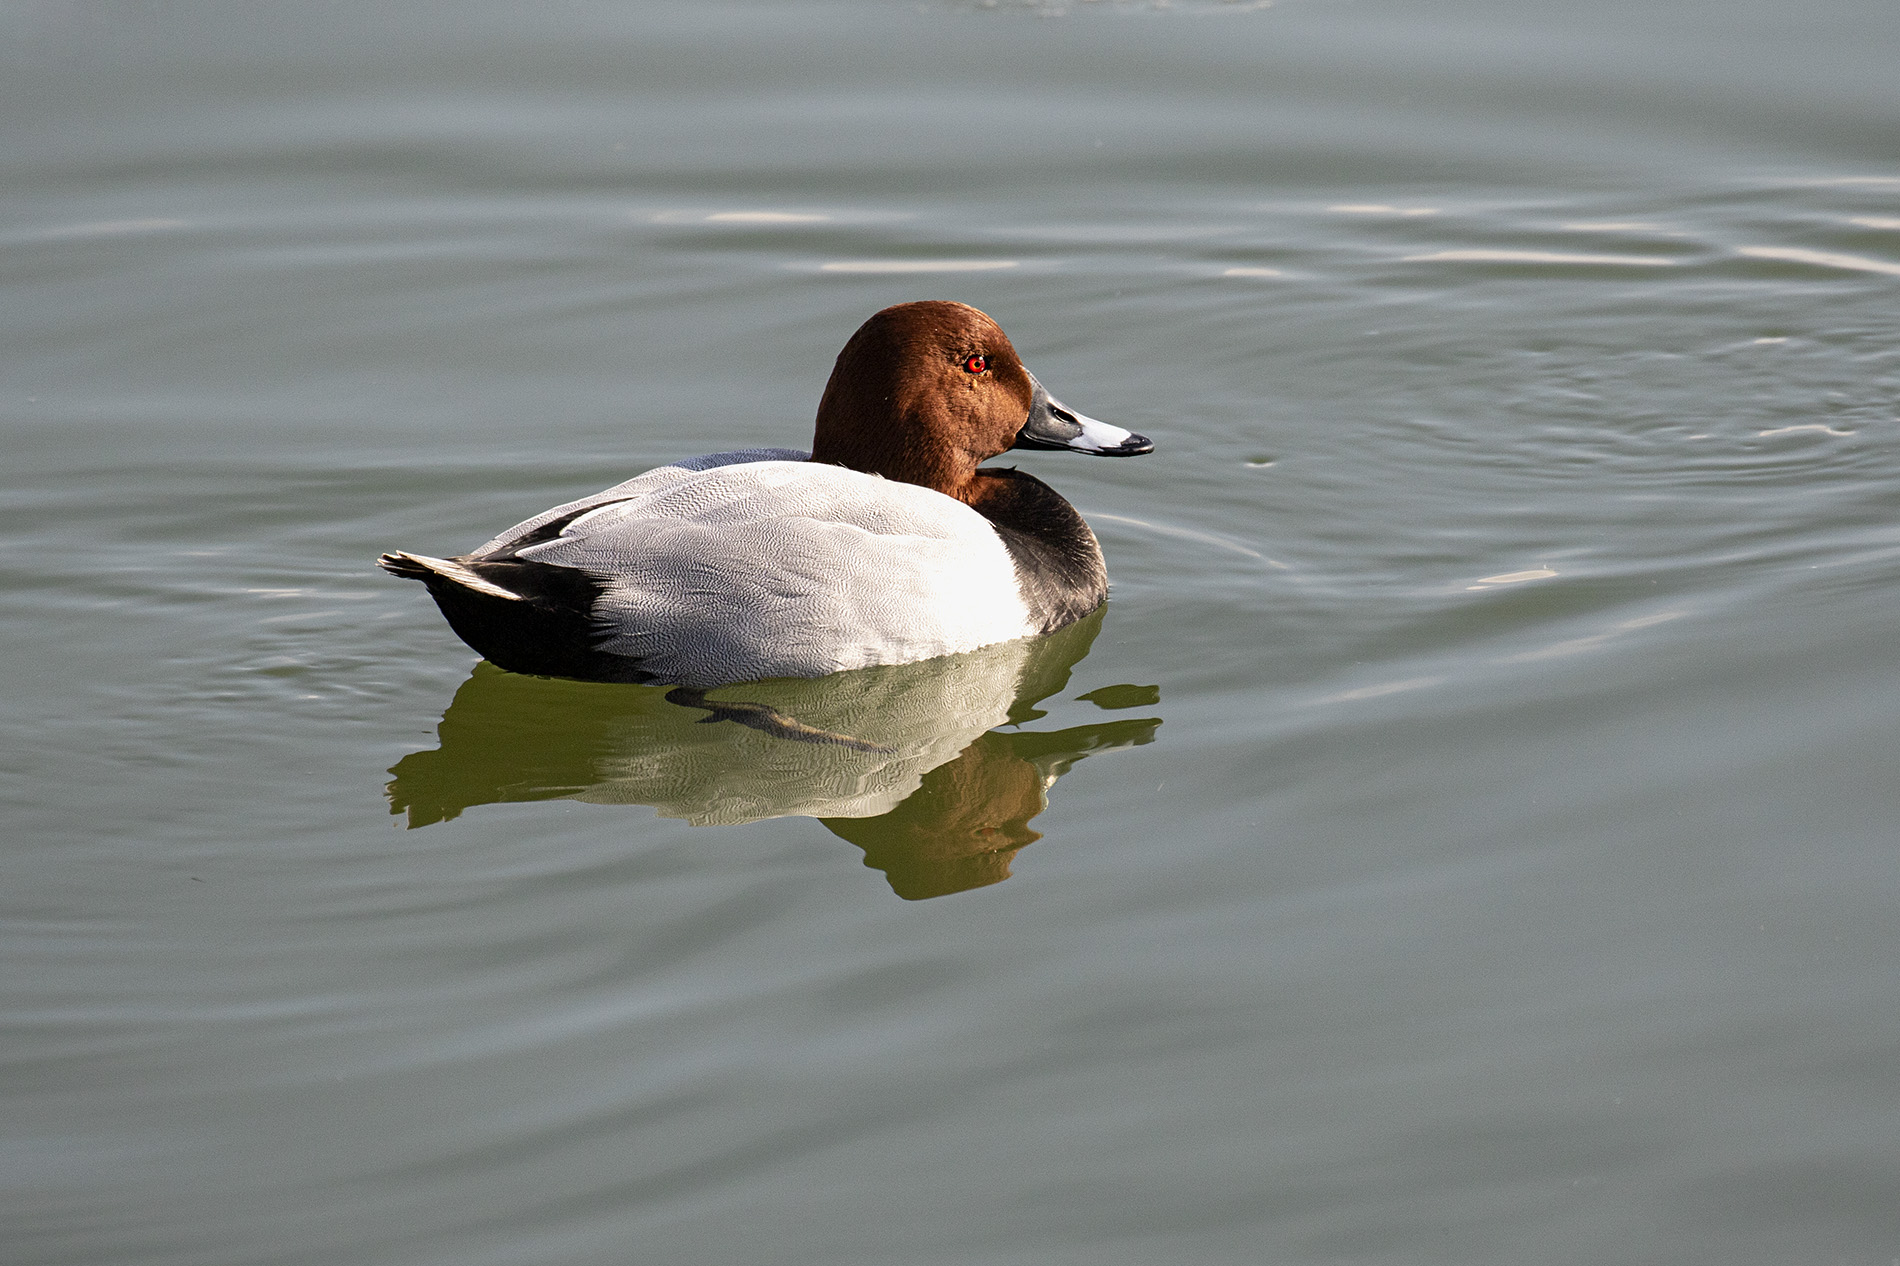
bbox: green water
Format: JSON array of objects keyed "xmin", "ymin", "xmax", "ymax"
[{"xmin": 5, "ymin": 1, "xmax": 1898, "ymax": 1262}]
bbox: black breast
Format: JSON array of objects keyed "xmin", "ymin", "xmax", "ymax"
[{"xmin": 973, "ymin": 468, "xmax": 1109, "ymax": 634}]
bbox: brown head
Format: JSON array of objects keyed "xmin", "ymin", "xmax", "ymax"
[{"xmin": 809, "ymin": 301, "xmax": 1039, "ymax": 503}]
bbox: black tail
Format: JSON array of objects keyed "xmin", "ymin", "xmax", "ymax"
[
  {"xmin": 379, "ymin": 551, "xmax": 654, "ymax": 684},
  {"xmin": 377, "ymin": 550, "xmax": 445, "ymax": 582}
]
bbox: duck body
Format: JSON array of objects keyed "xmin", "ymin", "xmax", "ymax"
[{"xmin": 381, "ymin": 302, "xmax": 1151, "ymax": 688}]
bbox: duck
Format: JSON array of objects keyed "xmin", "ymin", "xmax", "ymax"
[{"xmin": 379, "ymin": 300, "xmax": 1153, "ymax": 687}]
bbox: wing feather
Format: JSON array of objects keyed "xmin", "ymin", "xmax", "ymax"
[{"xmin": 513, "ymin": 462, "xmax": 1035, "ymax": 685}]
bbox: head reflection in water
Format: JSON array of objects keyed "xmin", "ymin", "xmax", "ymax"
[{"xmin": 387, "ymin": 609, "xmax": 1161, "ymax": 900}]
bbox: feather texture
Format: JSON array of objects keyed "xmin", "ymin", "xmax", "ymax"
[{"xmin": 474, "ymin": 456, "xmax": 1036, "ymax": 687}]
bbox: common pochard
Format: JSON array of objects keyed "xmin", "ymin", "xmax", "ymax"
[{"xmin": 379, "ymin": 301, "xmax": 1152, "ymax": 687}]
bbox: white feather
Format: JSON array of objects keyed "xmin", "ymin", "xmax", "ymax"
[
  {"xmin": 505, "ymin": 460, "xmax": 1036, "ymax": 687},
  {"xmin": 387, "ymin": 552, "xmax": 524, "ymax": 601}
]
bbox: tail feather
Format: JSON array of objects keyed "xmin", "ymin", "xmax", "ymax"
[
  {"xmin": 377, "ymin": 551, "xmax": 525, "ymax": 602},
  {"xmin": 379, "ymin": 548, "xmax": 650, "ymax": 682}
]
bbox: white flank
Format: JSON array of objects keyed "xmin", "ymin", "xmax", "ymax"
[{"xmin": 509, "ymin": 462, "xmax": 1038, "ymax": 685}]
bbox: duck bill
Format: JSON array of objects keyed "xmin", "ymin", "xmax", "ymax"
[{"xmin": 1012, "ymin": 373, "xmax": 1154, "ymax": 456}]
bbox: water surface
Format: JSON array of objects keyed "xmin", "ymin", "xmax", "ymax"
[{"xmin": 5, "ymin": 1, "xmax": 1898, "ymax": 1262}]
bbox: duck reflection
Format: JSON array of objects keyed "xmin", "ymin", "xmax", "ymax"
[{"xmin": 387, "ymin": 609, "xmax": 1160, "ymax": 899}]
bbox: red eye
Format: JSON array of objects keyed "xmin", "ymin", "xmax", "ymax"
[{"xmin": 962, "ymin": 354, "xmax": 988, "ymax": 375}]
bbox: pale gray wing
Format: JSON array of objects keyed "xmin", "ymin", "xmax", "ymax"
[
  {"xmin": 667, "ymin": 447, "xmax": 810, "ymax": 472},
  {"xmin": 472, "ymin": 448, "xmax": 810, "ymax": 557},
  {"xmin": 514, "ymin": 462, "xmax": 1036, "ymax": 685}
]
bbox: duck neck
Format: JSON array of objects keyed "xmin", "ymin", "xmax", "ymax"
[{"xmin": 809, "ymin": 428, "xmax": 974, "ymax": 500}]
